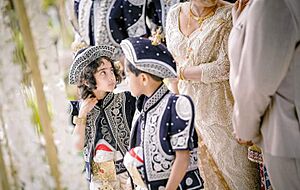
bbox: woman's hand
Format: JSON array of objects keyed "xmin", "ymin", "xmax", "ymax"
[
  {"xmin": 78, "ymin": 95, "xmax": 98, "ymax": 118},
  {"xmin": 232, "ymin": 0, "xmax": 249, "ymax": 24}
]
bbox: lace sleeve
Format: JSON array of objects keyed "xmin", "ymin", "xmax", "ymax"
[
  {"xmin": 200, "ymin": 19, "xmax": 232, "ymax": 84},
  {"xmin": 165, "ymin": 4, "xmax": 178, "ymax": 50}
]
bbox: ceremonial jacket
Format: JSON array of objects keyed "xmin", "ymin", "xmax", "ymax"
[
  {"xmin": 70, "ymin": 92, "xmax": 136, "ymax": 181},
  {"xmin": 129, "ymin": 84, "xmax": 204, "ymax": 189}
]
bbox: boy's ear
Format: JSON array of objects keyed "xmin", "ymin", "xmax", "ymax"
[{"xmin": 140, "ymin": 73, "xmax": 149, "ymax": 87}]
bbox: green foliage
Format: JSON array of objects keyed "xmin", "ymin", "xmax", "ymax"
[
  {"xmin": 4, "ymin": 1, "xmax": 29, "ymax": 85},
  {"xmin": 42, "ymin": 0, "xmax": 56, "ymax": 11},
  {"xmin": 27, "ymin": 95, "xmax": 43, "ymax": 133},
  {"xmin": 23, "ymin": 86, "xmax": 54, "ymax": 134}
]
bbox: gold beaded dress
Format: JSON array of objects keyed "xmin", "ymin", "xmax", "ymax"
[{"xmin": 166, "ymin": 2, "xmax": 259, "ymax": 190}]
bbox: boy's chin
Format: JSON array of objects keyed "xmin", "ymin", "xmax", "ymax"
[
  {"xmin": 130, "ymin": 91, "xmax": 140, "ymax": 97},
  {"xmin": 104, "ymin": 88, "xmax": 115, "ymax": 93}
]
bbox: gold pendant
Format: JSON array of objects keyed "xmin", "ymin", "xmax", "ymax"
[
  {"xmin": 197, "ymin": 18, "xmax": 204, "ymax": 26},
  {"xmin": 189, "ymin": 4, "xmax": 217, "ymax": 27}
]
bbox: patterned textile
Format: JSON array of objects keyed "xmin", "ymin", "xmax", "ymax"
[
  {"xmin": 166, "ymin": 3, "xmax": 259, "ymax": 189},
  {"xmin": 70, "ymin": 92, "xmax": 136, "ymax": 183},
  {"xmin": 89, "ymin": 171, "xmax": 130, "ymax": 190},
  {"xmin": 247, "ymin": 145, "xmax": 272, "ymax": 190},
  {"xmin": 120, "ymin": 37, "xmax": 177, "ymax": 79},
  {"xmin": 72, "ymin": 0, "xmax": 180, "ymax": 59},
  {"xmin": 259, "ymin": 164, "xmax": 272, "ymax": 190},
  {"xmin": 129, "ymin": 84, "xmax": 204, "ymax": 189},
  {"xmin": 69, "ymin": 45, "xmax": 115, "ymax": 85}
]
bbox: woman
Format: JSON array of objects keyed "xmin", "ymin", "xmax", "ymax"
[
  {"xmin": 69, "ymin": 45, "xmax": 136, "ymax": 190},
  {"xmin": 165, "ymin": 0, "xmax": 258, "ymax": 189}
]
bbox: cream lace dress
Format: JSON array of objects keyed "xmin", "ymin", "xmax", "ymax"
[{"xmin": 166, "ymin": 3, "xmax": 259, "ymax": 190}]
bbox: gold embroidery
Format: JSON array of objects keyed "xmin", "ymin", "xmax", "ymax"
[{"xmin": 91, "ymin": 160, "xmax": 117, "ymax": 181}]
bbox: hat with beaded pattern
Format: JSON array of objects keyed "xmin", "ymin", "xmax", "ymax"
[
  {"xmin": 69, "ymin": 45, "xmax": 115, "ymax": 85},
  {"xmin": 120, "ymin": 37, "xmax": 177, "ymax": 78}
]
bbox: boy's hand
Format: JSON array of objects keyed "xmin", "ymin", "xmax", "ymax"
[{"xmin": 79, "ymin": 95, "xmax": 98, "ymax": 118}]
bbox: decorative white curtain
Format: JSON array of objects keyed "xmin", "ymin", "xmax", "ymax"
[{"xmin": 0, "ymin": 0, "xmax": 87, "ymax": 189}]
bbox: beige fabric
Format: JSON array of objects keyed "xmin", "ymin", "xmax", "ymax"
[
  {"xmin": 90, "ymin": 172, "xmax": 131, "ymax": 190},
  {"xmin": 229, "ymin": 0, "xmax": 300, "ymax": 189},
  {"xmin": 228, "ymin": 0, "xmax": 300, "ymax": 158},
  {"xmin": 264, "ymin": 153, "xmax": 300, "ymax": 190},
  {"xmin": 166, "ymin": 3, "xmax": 259, "ymax": 190}
]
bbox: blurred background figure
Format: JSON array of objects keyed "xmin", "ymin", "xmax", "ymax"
[{"xmin": 69, "ymin": 0, "xmax": 182, "ymax": 60}]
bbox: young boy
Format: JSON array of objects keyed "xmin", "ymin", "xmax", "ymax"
[
  {"xmin": 120, "ymin": 37, "xmax": 204, "ymax": 190},
  {"xmin": 69, "ymin": 45, "xmax": 136, "ymax": 189}
]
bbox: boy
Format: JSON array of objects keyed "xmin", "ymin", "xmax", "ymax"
[
  {"xmin": 69, "ymin": 45, "xmax": 136, "ymax": 189},
  {"xmin": 120, "ymin": 37, "xmax": 204, "ymax": 190}
]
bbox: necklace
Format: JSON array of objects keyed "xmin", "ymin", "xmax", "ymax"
[
  {"xmin": 189, "ymin": 4, "xmax": 217, "ymax": 26},
  {"xmin": 185, "ymin": 4, "xmax": 217, "ymax": 59}
]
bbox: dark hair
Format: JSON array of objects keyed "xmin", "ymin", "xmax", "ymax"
[
  {"xmin": 78, "ymin": 56, "xmax": 121, "ymax": 99},
  {"xmin": 126, "ymin": 59, "xmax": 162, "ymax": 82}
]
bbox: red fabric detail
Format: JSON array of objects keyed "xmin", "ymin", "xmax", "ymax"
[
  {"xmin": 95, "ymin": 144, "xmax": 112, "ymax": 152},
  {"xmin": 129, "ymin": 149, "xmax": 144, "ymax": 163}
]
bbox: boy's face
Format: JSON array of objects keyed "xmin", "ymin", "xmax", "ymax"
[
  {"xmin": 126, "ymin": 69, "xmax": 144, "ymax": 97},
  {"xmin": 93, "ymin": 58, "xmax": 116, "ymax": 93}
]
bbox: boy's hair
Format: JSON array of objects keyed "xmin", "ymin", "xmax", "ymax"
[
  {"xmin": 126, "ymin": 59, "xmax": 162, "ymax": 82},
  {"xmin": 78, "ymin": 56, "xmax": 121, "ymax": 99}
]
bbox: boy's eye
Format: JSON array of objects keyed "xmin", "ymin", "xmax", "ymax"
[{"xmin": 97, "ymin": 68, "xmax": 114, "ymax": 76}]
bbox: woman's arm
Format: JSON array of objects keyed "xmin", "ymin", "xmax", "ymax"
[
  {"xmin": 181, "ymin": 20, "xmax": 232, "ymax": 84},
  {"xmin": 165, "ymin": 150, "xmax": 190, "ymax": 190},
  {"xmin": 164, "ymin": 78, "xmax": 179, "ymax": 94}
]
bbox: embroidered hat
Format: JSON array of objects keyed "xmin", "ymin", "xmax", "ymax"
[
  {"xmin": 69, "ymin": 45, "xmax": 115, "ymax": 85},
  {"xmin": 120, "ymin": 37, "xmax": 177, "ymax": 78}
]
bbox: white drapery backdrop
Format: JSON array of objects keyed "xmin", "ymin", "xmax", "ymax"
[{"xmin": 0, "ymin": 0, "xmax": 87, "ymax": 189}]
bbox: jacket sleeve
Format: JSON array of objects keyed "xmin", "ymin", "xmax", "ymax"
[
  {"xmin": 124, "ymin": 91, "xmax": 137, "ymax": 130},
  {"xmin": 69, "ymin": 100, "xmax": 80, "ymax": 126},
  {"xmin": 230, "ymin": 0, "xmax": 297, "ymax": 142},
  {"xmin": 169, "ymin": 95, "xmax": 196, "ymax": 151},
  {"xmin": 199, "ymin": 17, "xmax": 232, "ymax": 84}
]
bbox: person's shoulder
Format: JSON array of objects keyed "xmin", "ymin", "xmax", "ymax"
[
  {"xmin": 215, "ymin": 3, "xmax": 233, "ymax": 22},
  {"xmin": 168, "ymin": 2, "xmax": 187, "ymax": 16},
  {"xmin": 114, "ymin": 91, "xmax": 136, "ymax": 102},
  {"xmin": 116, "ymin": 91, "xmax": 132, "ymax": 97},
  {"xmin": 167, "ymin": 94, "xmax": 195, "ymax": 119},
  {"xmin": 168, "ymin": 93, "xmax": 194, "ymax": 107}
]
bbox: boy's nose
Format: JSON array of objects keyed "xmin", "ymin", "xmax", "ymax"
[{"xmin": 108, "ymin": 72, "xmax": 115, "ymax": 81}]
